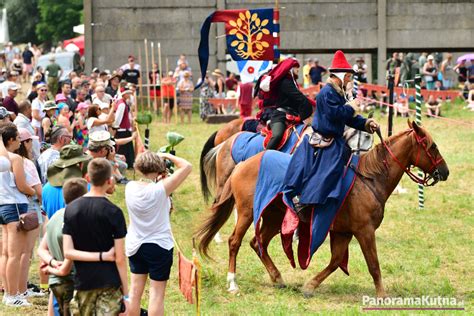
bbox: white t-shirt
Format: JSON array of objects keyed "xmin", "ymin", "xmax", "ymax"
[
  {"xmin": 31, "ymin": 98, "xmax": 46, "ymax": 128},
  {"xmin": 125, "ymin": 181, "xmax": 173, "ymax": 256},
  {"xmin": 87, "ymin": 117, "xmax": 108, "ymax": 133}
]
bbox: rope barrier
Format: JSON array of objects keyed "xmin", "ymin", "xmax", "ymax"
[{"xmin": 358, "ymin": 96, "xmax": 472, "ymax": 127}]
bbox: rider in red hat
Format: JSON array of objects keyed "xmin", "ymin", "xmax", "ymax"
[{"xmin": 283, "ymin": 50, "xmax": 379, "ymax": 212}]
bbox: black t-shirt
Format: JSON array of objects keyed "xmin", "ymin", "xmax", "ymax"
[
  {"xmin": 122, "ymin": 68, "xmax": 140, "ymax": 84},
  {"xmin": 22, "ymin": 50, "xmax": 34, "ymax": 64},
  {"xmin": 309, "ymin": 66, "xmax": 327, "ymax": 85},
  {"xmin": 63, "ymin": 196, "xmax": 127, "ymax": 291}
]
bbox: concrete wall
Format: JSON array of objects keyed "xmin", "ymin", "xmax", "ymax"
[{"xmin": 86, "ymin": 0, "xmax": 474, "ymax": 83}]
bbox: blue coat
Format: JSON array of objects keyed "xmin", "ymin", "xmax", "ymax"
[{"xmin": 283, "ymin": 83, "xmax": 367, "ymax": 205}]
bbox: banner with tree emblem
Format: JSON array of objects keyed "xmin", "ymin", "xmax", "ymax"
[{"xmin": 196, "ymin": 8, "xmax": 275, "ymax": 88}]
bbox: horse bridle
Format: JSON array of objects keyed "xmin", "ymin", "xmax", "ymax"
[{"xmin": 376, "ymin": 128, "xmax": 444, "ymax": 186}]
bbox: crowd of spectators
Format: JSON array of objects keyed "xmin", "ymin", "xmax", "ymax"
[{"xmin": 0, "ymin": 44, "xmax": 195, "ymax": 314}]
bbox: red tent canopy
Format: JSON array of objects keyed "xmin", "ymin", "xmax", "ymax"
[{"xmin": 63, "ymin": 35, "xmax": 84, "ymax": 56}]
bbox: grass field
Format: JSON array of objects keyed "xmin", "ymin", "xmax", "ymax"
[{"xmin": 2, "ymin": 100, "xmax": 473, "ymax": 315}]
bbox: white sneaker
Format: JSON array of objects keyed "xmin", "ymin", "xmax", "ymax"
[
  {"xmin": 2, "ymin": 294, "xmax": 9, "ymax": 304},
  {"xmin": 5, "ymin": 295, "xmax": 31, "ymax": 307},
  {"xmin": 22, "ymin": 289, "xmax": 46, "ymax": 298}
]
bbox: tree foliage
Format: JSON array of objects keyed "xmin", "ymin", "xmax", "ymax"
[
  {"xmin": 4, "ymin": 0, "xmax": 40, "ymax": 44},
  {"xmin": 36, "ymin": 0, "xmax": 83, "ymax": 44}
]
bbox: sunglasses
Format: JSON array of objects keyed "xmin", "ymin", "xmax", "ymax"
[
  {"xmin": 39, "ymin": 89, "xmax": 48, "ymax": 92},
  {"xmin": 23, "ymin": 139, "xmax": 32, "ymax": 143}
]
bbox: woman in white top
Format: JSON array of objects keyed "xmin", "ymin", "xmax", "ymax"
[
  {"xmin": 86, "ymin": 104, "xmax": 115, "ymax": 134},
  {"xmin": 0, "ymin": 123, "xmax": 36, "ymax": 307},
  {"xmin": 125, "ymin": 151, "xmax": 192, "ymax": 316},
  {"xmin": 0, "ymin": 135, "xmax": 10, "ymax": 172},
  {"xmin": 31, "ymin": 83, "xmax": 48, "ymax": 139},
  {"xmin": 14, "ymin": 128, "xmax": 44, "ymax": 299}
]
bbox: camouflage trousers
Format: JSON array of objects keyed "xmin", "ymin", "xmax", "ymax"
[
  {"xmin": 51, "ymin": 280, "xmax": 74, "ymax": 316},
  {"xmin": 47, "ymin": 77, "xmax": 59, "ymax": 98},
  {"xmin": 70, "ymin": 287, "xmax": 122, "ymax": 316}
]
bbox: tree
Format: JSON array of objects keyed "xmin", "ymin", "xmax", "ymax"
[
  {"xmin": 4, "ymin": 0, "xmax": 40, "ymax": 44},
  {"xmin": 36, "ymin": 0, "xmax": 83, "ymax": 45},
  {"xmin": 229, "ymin": 11, "xmax": 270, "ymax": 60}
]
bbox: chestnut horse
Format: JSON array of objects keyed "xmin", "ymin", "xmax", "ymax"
[
  {"xmin": 200, "ymin": 118, "xmax": 244, "ymax": 202},
  {"xmin": 196, "ymin": 122, "xmax": 449, "ymax": 296},
  {"xmin": 201, "ymin": 124, "xmax": 311, "ymax": 205}
]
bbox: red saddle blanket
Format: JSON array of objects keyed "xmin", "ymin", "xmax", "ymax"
[{"xmin": 261, "ymin": 115, "xmax": 302, "ymax": 150}]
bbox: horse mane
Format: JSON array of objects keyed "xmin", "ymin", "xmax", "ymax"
[
  {"xmin": 358, "ymin": 127, "xmax": 433, "ymax": 178},
  {"xmin": 358, "ymin": 141, "xmax": 387, "ymax": 178}
]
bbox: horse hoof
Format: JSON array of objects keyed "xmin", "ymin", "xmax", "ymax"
[
  {"xmin": 272, "ymin": 276, "xmax": 286, "ymax": 288},
  {"xmin": 227, "ymin": 286, "xmax": 239, "ymax": 294},
  {"xmin": 274, "ymin": 283, "xmax": 286, "ymax": 289},
  {"xmin": 301, "ymin": 286, "xmax": 314, "ymax": 298}
]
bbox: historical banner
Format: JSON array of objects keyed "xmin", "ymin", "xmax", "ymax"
[{"xmin": 197, "ymin": 8, "xmax": 275, "ymax": 87}]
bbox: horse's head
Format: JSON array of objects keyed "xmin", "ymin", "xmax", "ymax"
[{"xmin": 407, "ymin": 121, "xmax": 449, "ymax": 185}]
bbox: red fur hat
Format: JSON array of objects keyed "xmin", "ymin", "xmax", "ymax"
[{"xmin": 329, "ymin": 50, "xmax": 354, "ymax": 73}]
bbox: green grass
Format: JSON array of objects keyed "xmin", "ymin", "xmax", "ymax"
[{"xmin": 2, "ymin": 100, "xmax": 473, "ymax": 315}]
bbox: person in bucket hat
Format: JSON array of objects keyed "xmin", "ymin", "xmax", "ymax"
[
  {"xmin": 282, "ymin": 50, "xmax": 379, "ymax": 214},
  {"xmin": 47, "ymin": 144, "xmax": 91, "ymax": 187},
  {"xmin": 43, "ymin": 144, "xmax": 91, "ymax": 219}
]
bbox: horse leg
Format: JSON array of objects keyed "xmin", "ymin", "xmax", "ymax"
[
  {"xmin": 355, "ymin": 229, "xmax": 386, "ymax": 298},
  {"xmin": 249, "ymin": 209, "xmax": 285, "ymax": 287},
  {"xmin": 227, "ymin": 206, "xmax": 253, "ymax": 294},
  {"xmin": 302, "ymin": 232, "xmax": 353, "ymax": 296}
]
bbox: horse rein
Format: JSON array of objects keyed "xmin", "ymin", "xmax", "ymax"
[{"xmin": 375, "ymin": 128, "xmax": 444, "ymax": 186}]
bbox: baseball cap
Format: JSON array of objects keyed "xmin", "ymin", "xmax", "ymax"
[
  {"xmin": 55, "ymin": 93, "xmax": 67, "ymax": 102},
  {"xmin": 0, "ymin": 107, "xmax": 13, "ymax": 119},
  {"xmin": 77, "ymin": 102, "xmax": 89, "ymax": 111},
  {"xmin": 89, "ymin": 130, "xmax": 115, "ymax": 148},
  {"xmin": 6, "ymin": 82, "xmax": 18, "ymax": 91},
  {"xmin": 18, "ymin": 128, "xmax": 39, "ymax": 142}
]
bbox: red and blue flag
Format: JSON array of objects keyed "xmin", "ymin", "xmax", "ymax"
[{"xmin": 197, "ymin": 8, "xmax": 275, "ymax": 88}]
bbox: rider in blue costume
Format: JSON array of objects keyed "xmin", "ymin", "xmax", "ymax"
[{"xmin": 283, "ymin": 50, "xmax": 379, "ymax": 210}]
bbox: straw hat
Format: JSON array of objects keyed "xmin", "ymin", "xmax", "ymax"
[{"xmin": 212, "ymin": 69, "xmax": 224, "ymax": 77}]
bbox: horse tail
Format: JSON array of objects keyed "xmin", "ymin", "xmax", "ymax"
[
  {"xmin": 200, "ymin": 131, "xmax": 217, "ymax": 203},
  {"xmin": 201, "ymin": 141, "xmax": 225, "ymax": 204},
  {"xmin": 196, "ymin": 176, "xmax": 235, "ymax": 258}
]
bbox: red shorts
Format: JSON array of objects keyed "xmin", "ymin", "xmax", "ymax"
[{"xmin": 149, "ymin": 89, "xmax": 161, "ymax": 97}]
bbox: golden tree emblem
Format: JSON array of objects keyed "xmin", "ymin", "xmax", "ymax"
[{"xmin": 229, "ymin": 11, "xmax": 271, "ymax": 59}]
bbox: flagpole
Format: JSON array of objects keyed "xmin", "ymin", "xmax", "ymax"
[
  {"xmin": 138, "ymin": 45, "xmax": 143, "ymax": 111},
  {"xmin": 164, "ymin": 57, "xmax": 169, "ymax": 124},
  {"xmin": 144, "ymin": 39, "xmax": 151, "ymax": 111},
  {"xmin": 158, "ymin": 42, "xmax": 164, "ymax": 118},
  {"xmin": 273, "ymin": 0, "xmax": 280, "ymax": 64},
  {"xmin": 151, "ymin": 41, "xmax": 156, "ymax": 114}
]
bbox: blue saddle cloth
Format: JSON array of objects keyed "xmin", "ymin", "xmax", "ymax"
[
  {"xmin": 231, "ymin": 124, "xmax": 306, "ymax": 163},
  {"xmin": 253, "ymin": 150, "xmax": 360, "ymax": 270}
]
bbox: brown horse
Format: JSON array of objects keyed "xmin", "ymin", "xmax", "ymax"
[
  {"xmin": 196, "ymin": 122, "xmax": 449, "ymax": 296},
  {"xmin": 201, "ymin": 124, "xmax": 311, "ymax": 205},
  {"xmin": 200, "ymin": 118, "xmax": 244, "ymax": 202}
]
